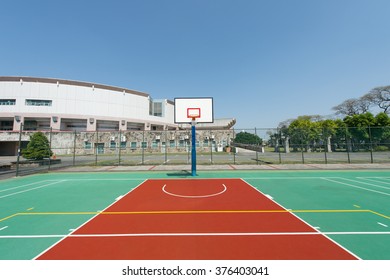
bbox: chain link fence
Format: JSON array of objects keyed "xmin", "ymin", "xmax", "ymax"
[{"xmin": 2, "ymin": 126, "xmax": 389, "ymax": 177}]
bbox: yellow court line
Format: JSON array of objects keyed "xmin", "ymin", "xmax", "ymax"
[
  {"xmin": 0, "ymin": 213, "xmax": 20, "ymax": 223},
  {"xmin": 2, "ymin": 209, "xmax": 389, "ymax": 221},
  {"xmin": 18, "ymin": 212, "xmax": 99, "ymax": 216},
  {"xmin": 369, "ymin": 210, "xmax": 390, "ymax": 220}
]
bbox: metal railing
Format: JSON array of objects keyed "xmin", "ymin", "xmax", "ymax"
[{"xmin": 1, "ymin": 126, "xmax": 389, "ymax": 177}]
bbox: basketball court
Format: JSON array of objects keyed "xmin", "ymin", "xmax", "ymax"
[
  {"xmin": 1, "ymin": 98, "xmax": 389, "ymax": 262},
  {"xmin": 0, "ymin": 170, "xmax": 389, "ymax": 260}
]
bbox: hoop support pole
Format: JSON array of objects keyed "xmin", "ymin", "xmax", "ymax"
[{"xmin": 191, "ymin": 118, "xmax": 197, "ymax": 176}]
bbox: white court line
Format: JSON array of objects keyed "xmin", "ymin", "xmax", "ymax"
[
  {"xmin": 0, "ymin": 181, "xmax": 49, "ymax": 193},
  {"xmin": 162, "ymin": 184, "xmax": 227, "ymax": 198},
  {"xmin": 242, "ymin": 178, "xmax": 361, "ymax": 259},
  {"xmin": 0, "ymin": 226, "xmax": 8, "ymax": 231},
  {"xmin": 1, "ymin": 231, "xmax": 390, "ymax": 239},
  {"xmin": 0, "ymin": 181, "xmax": 67, "ymax": 199},
  {"xmin": 321, "ymin": 178, "xmax": 390, "ymax": 196},
  {"xmin": 358, "ymin": 178, "xmax": 390, "ymax": 186},
  {"xmin": 342, "ymin": 178, "xmax": 390, "ymax": 190},
  {"xmin": 33, "ymin": 179, "xmax": 147, "ymax": 260},
  {"xmin": 45, "ymin": 178, "xmax": 147, "ymax": 181},
  {"xmin": 243, "ymin": 177, "xmax": 327, "ymax": 180},
  {"xmin": 378, "ymin": 222, "xmax": 388, "ymax": 228}
]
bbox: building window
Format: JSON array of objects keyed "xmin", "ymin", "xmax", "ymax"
[
  {"xmin": 149, "ymin": 99, "xmax": 164, "ymax": 117},
  {"xmin": 169, "ymin": 140, "xmax": 175, "ymax": 148},
  {"xmin": 84, "ymin": 142, "xmax": 92, "ymax": 149},
  {"xmin": 141, "ymin": 142, "xmax": 147, "ymax": 148},
  {"xmin": 120, "ymin": 141, "xmax": 126, "ymax": 149},
  {"xmin": 0, "ymin": 99, "xmax": 16, "ymax": 105},
  {"xmin": 110, "ymin": 141, "xmax": 116, "ymax": 149},
  {"xmin": 25, "ymin": 99, "xmax": 52, "ymax": 106},
  {"xmin": 130, "ymin": 142, "xmax": 137, "ymax": 149}
]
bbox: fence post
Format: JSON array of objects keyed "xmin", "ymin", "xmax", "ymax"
[
  {"xmin": 278, "ymin": 129, "xmax": 282, "ymax": 164},
  {"xmin": 345, "ymin": 127, "xmax": 351, "ymax": 164},
  {"xmin": 323, "ymin": 127, "xmax": 328, "ymax": 164},
  {"xmin": 255, "ymin": 127, "xmax": 259, "ymax": 165},
  {"xmin": 233, "ymin": 128, "xmax": 236, "ymax": 164},
  {"xmin": 165, "ymin": 130, "xmax": 168, "ymax": 164},
  {"xmin": 368, "ymin": 125, "xmax": 373, "ymax": 163},
  {"xmin": 16, "ymin": 123, "xmax": 23, "ymax": 177},
  {"xmin": 95, "ymin": 129, "xmax": 98, "ymax": 166},
  {"xmin": 142, "ymin": 130, "xmax": 145, "ymax": 165},
  {"xmin": 300, "ymin": 129, "xmax": 305, "ymax": 164},
  {"xmin": 48, "ymin": 127, "xmax": 52, "ymax": 170},
  {"xmin": 210, "ymin": 130, "xmax": 213, "ymax": 164},
  {"xmin": 73, "ymin": 130, "xmax": 77, "ymax": 166},
  {"xmin": 118, "ymin": 129, "xmax": 122, "ymax": 166}
]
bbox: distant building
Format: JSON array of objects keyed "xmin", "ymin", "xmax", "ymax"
[
  {"xmin": 0, "ymin": 76, "xmax": 235, "ymax": 132},
  {"xmin": 0, "ymin": 76, "xmax": 235, "ymax": 156}
]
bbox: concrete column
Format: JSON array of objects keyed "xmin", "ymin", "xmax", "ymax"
[
  {"xmin": 50, "ymin": 116, "xmax": 61, "ymax": 131},
  {"xmin": 120, "ymin": 120, "xmax": 127, "ymax": 131},
  {"xmin": 13, "ymin": 116, "xmax": 24, "ymax": 131},
  {"xmin": 284, "ymin": 136, "xmax": 290, "ymax": 153},
  {"xmin": 327, "ymin": 136, "xmax": 332, "ymax": 152},
  {"xmin": 87, "ymin": 118, "xmax": 97, "ymax": 131}
]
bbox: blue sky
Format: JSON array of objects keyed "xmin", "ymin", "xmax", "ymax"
[{"xmin": 1, "ymin": 0, "xmax": 390, "ymax": 128}]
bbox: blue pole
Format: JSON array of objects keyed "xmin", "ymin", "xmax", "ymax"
[{"xmin": 191, "ymin": 122, "xmax": 196, "ymax": 176}]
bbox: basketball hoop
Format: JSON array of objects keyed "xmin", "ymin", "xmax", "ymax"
[
  {"xmin": 174, "ymin": 98, "xmax": 214, "ymax": 176},
  {"xmin": 187, "ymin": 108, "xmax": 201, "ymax": 120}
]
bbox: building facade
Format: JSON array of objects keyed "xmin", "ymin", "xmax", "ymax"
[
  {"xmin": 0, "ymin": 76, "xmax": 236, "ymax": 156},
  {"xmin": 0, "ymin": 76, "xmax": 178, "ymax": 132}
]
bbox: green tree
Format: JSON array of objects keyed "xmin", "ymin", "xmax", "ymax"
[
  {"xmin": 372, "ymin": 113, "xmax": 390, "ymax": 149},
  {"xmin": 23, "ymin": 132, "xmax": 53, "ymax": 160},
  {"xmin": 234, "ymin": 131, "xmax": 262, "ymax": 145},
  {"xmin": 343, "ymin": 112, "xmax": 376, "ymax": 151},
  {"xmin": 287, "ymin": 116, "xmax": 322, "ymax": 151}
]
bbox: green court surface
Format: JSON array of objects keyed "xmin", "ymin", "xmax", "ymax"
[{"xmin": 0, "ymin": 170, "xmax": 389, "ymax": 260}]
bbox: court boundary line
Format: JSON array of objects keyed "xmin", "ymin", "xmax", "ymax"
[
  {"xmin": 358, "ymin": 178, "xmax": 390, "ymax": 185},
  {"xmin": 322, "ymin": 177, "xmax": 390, "ymax": 196},
  {"xmin": 0, "ymin": 180, "xmax": 67, "ymax": 199},
  {"xmin": 0, "ymin": 180, "xmax": 49, "ymax": 193},
  {"xmin": 240, "ymin": 178, "xmax": 362, "ymax": 260},
  {"xmin": 341, "ymin": 178, "xmax": 390, "ymax": 190},
  {"xmin": 2, "ymin": 231, "xmax": 390, "ymax": 239},
  {"xmin": 32, "ymin": 179, "xmax": 147, "ymax": 260}
]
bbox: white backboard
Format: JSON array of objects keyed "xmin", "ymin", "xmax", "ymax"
[{"xmin": 174, "ymin": 97, "xmax": 214, "ymax": 124}]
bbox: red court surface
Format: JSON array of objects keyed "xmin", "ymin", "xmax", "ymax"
[{"xmin": 37, "ymin": 179, "xmax": 358, "ymax": 260}]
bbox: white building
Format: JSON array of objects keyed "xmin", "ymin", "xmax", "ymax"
[
  {"xmin": 0, "ymin": 76, "xmax": 177, "ymax": 132},
  {"xmin": 0, "ymin": 77, "xmax": 236, "ymax": 156}
]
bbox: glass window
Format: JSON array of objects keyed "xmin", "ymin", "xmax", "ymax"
[
  {"xmin": 25, "ymin": 99, "xmax": 52, "ymax": 106},
  {"xmin": 110, "ymin": 141, "xmax": 116, "ymax": 149},
  {"xmin": 141, "ymin": 142, "xmax": 147, "ymax": 148},
  {"xmin": 0, "ymin": 99, "xmax": 16, "ymax": 105},
  {"xmin": 84, "ymin": 141, "xmax": 92, "ymax": 149},
  {"xmin": 120, "ymin": 141, "xmax": 126, "ymax": 149},
  {"xmin": 149, "ymin": 99, "xmax": 164, "ymax": 117},
  {"xmin": 130, "ymin": 142, "xmax": 137, "ymax": 149}
]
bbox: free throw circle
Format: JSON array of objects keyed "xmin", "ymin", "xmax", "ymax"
[{"xmin": 162, "ymin": 184, "xmax": 227, "ymax": 198}]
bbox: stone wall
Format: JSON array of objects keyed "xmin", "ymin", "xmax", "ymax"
[{"xmin": 0, "ymin": 129, "xmax": 234, "ymax": 156}]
